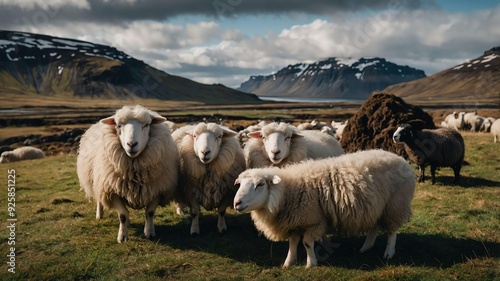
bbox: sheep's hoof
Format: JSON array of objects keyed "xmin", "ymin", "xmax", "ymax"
[
  {"xmin": 117, "ymin": 236, "xmax": 129, "ymax": 243},
  {"xmin": 145, "ymin": 233, "xmax": 156, "ymax": 240},
  {"xmin": 190, "ymin": 232, "xmax": 200, "ymax": 237},
  {"xmin": 218, "ymin": 229, "xmax": 227, "ymax": 236}
]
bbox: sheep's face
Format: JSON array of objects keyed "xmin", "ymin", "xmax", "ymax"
[
  {"xmin": 189, "ymin": 123, "xmax": 236, "ymax": 164},
  {"xmin": 100, "ymin": 106, "xmax": 166, "ymax": 158},
  {"xmin": 248, "ymin": 123, "xmax": 303, "ymax": 164},
  {"xmin": 234, "ymin": 172, "xmax": 281, "ymax": 213},
  {"xmin": 0, "ymin": 151, "xmax": 11, "ymax": 163},
  {"xmin": 393, "ymin": 124, "xmax": 414, "ymax": 144}
]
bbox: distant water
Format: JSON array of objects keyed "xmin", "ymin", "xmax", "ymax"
[{"xmin": 259, "ymin": 96, "xmax": 364, "ymax": 103}]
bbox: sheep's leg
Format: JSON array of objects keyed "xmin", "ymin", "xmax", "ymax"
[
  {"xmin": 217, "ymin": 207, "xmax": 227, "ymax": 234},
  {"xmin": 96, "ymin": 201, "xmax": 103, "ymax": 220},
  {"xmin": 430, "ymin": 164, "xmax": 437, "ymax": 184},
  {"xmin": 359, "ymin": 226, "xmax": 378, "ymax": 253},
  {"xmin": 111, "ymin": 195, "xmax": 129, "ymax": 243},
  {"xmin": 418, "ymin": 165, "xmax": 425, "ymax": 182},
  {"xmin": 190, "ymin": 203, "xmax": 201, "ymax": 236},
  {"xmin": 383, "ymin": 232, "xmax": 397, "ymax": 259},
  {"xmin": 144, "ymin": 197, "xmax": 160, "ymax": 239},
  {"xmin": 175, "ymin": 201, "xmax": 187, "ymax": 216},
  {"xmin": 283, "ymin": 234, "xmax": 300, "ymax": 268},
  {"xmin": 303, "ymin": 232, "xmax": 318, "ymax": 268}
]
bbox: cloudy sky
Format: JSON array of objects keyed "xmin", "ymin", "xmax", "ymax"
[{"xmin": 0, "ymin": 0, "xmax": 499, "ymax": 88}]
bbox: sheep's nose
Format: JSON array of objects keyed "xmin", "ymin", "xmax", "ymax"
[
  {"xmin": 272, "ymin": 149, "xmax": 280, "ymax": 155},
  {"xmin": 234, "ymin": 200, "xmax": 241, "ymax": 208},
  {"xmin": 127, "ymin": 141, "xmax": 138, "ymax": 148},
  {"xmin": 201, "ymin": 149, "xmax": 211, "ymax": 156}
]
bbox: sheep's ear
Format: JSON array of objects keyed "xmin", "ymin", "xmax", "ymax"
[
  {"xmin": 291, "ymin": 132, "xmax": 304, "ymax": 139},
  {"xmin": 222, "ymin": 128, "xmax": 237, "ymax": 138},
  {"xmin": 151, "ymin": 116, "xmax": 167, "ymax": 125},
  {"xmin": 234, "ymin": 178, "xmax": 240, "ymax": 185},
  {"xmin": 100, "ymin": 116, "xmax": 116, "ymax": 126},
  {"xmin": 271, "ymin": 175, "xmax": 281, "ymax": 184},
  {"xmin": 247, "ymin": 131, "xmax": 262, "ymax": 138}
]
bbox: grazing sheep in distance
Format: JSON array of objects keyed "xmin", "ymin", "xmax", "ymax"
[
  {"xmin": 331, "ymin": 120, "xmax": 348, "ymax": 140},
  {"xmin": 0, "ymin": 146, "xmax": 45, "ymax": 163},
  {"xmin": 491, "ymin": 119, "xmax": 500, "ymax": 143},
  {"xmin": 244, "ymin": 122, "xmax": 343, "ymax": 168},
  {"xmin": 393, "ymin": 123, "xmax": 465, "ymax": 184},
  {"xmin": 77, "ymin": 105, "xmax": 179, "ymax": 243},
  {"xmin": 480, "ymin": 117, "xmax": 496, "ymax": 132},
  {"xmin": 443, "ymin": 112, "xmax": 465, "ymax": 130},
  {"xmin": 234, "ymin": 149, "xmax": 416, "ymax": 268},
  {"xmin": 463, "ymin": 110, "xmax": 477, "ymax": 130},
  {"xmin": 172, "ymin": 122, "xmax": 245, "ymax": 235},
  {"xmin": 470, "ymin": 115, "xmax": 485, "ymax": 132}
]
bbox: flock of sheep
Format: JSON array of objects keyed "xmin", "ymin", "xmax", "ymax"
[
  {"xmin": 441, "ymin": 110, "xmax": 500, "ymax": 142},
  {"xmin": 1, "ymin": 104, "xmax": 495, "ymax": 268},
  {"xmin": 72, "ymin": 104, "xmax": 419, "ymax": 268}
]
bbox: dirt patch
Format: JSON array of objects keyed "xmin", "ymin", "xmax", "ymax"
[{"xmin": 340, "ymin": 93, "xmax": 435, "ymax": 159}]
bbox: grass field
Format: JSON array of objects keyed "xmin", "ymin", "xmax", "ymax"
[{"xmin": 0, "ymin": 132, "xmax": 499, "ymax": 280}]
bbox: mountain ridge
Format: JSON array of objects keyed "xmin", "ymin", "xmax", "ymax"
[
  {"xmin": 238, "ymin": 57, "xmax": 426, "ymax": 99},
  {"xmin": 381, "ymin": 47, "xmax": 500, "ymax": 105},
  {"xmin": 0, "ymin": 30, "xmax": 261, "ymax": 105}
]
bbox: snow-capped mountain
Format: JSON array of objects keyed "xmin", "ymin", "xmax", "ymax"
[
  {"xmin": 0, "ymin": 30, "xmax": 260, "ymax": 104},
  {"xmin": 238, "ymin": 57, "xmax": 426, "ymax": 99},
  {"xmin": 382, "ymin": 47, "xmax": 500, "ymax": 104}
]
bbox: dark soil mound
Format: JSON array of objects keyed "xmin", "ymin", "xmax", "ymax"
[{"xmin": 340, "ymin": 93, "xmax": 435, "ymax": 159}]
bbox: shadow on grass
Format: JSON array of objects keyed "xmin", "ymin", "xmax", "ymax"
[
  {"xmin": 427, "ymin": 175, "xmax": 500, "ymax": 188},
  {"xmin": 131, "ymin": 213, "xmax": 499, "ymax": 269}
]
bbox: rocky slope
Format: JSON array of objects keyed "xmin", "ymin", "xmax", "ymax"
[
  {"xmin": 238, "ymin": 57, "xmax": 426, "ymax": 99},
  {"xmin": 382, "ymin": 47, "xmax": 500, "ymax": 105},
  {"xmin": 0, "ymin": 30, "xmax": 260, "ymax": 104}
]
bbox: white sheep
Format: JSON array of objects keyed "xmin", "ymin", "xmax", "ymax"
[
  {"xmin": 463, "ymin": 110, "xmax": 477, "ymax": 130},
  {"xmin": 77, "ymin": 105, "xmax": 179, "ymax": 243},
  {"xmin": 0, "ymin": 146, "xmax": 45, "ymax": 163},
  {"xmin": 331, "ymin": 120, "xmax": 348, "ymax": 140},
  {"xmin": 172, "ymin": 122, "xmax": 245, "ymax": 235},
  {"xmin": 491, "ymin": 119, "xmax": 500, "ymax": 143},
  {"xmin": 244, "ymin": 122, "xmax": 343, "ymax": 169},
  {"xmin": 443, "ymin": 112, "xmax": 465, "ymax": 130},
  {"xmin": 234, "ymin": 149, "xmax": 416, "ymax": 268},
  {"xmin": 480, "ymin": 117, "xmax": 496, "ymax": 132},
  {"xmin": 469, "ymin": 115, "xmax": 485, "ymax": 132}
]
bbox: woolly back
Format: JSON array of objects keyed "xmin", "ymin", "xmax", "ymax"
[{"xmin": 272, "ymin": 150, "xmax": 415, "ymax": 235}]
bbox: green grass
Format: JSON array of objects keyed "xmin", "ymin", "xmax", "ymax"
[{"xmin": 0, "ymin": 134, "xmax": 498, "ymax": 280}]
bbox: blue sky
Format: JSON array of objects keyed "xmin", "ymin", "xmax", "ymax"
[{"xmin": 0, "ymin": 0, "xmax": 499, "ymax": 87}]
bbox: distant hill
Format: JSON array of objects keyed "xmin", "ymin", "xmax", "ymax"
[
  {"xmin": 238, "ymin": 57, "xmax": 426, "ymax": 100},
  {"xmin": 382, "ymin": 47, "xmax": 500, "ymax": 105},
  {"xmin": 0, "ymin": 30, "xmax": 261, "ymax": 105}
]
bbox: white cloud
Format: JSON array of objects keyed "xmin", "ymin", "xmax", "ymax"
[
  {"xmin": 0, "ymin": 0, "xmax": 90, "ymax": 11},
  {"xmin": 4, "ymin": 5, "xmax": 500, "ymax": 88}
]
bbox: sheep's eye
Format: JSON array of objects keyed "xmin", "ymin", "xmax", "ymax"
[
  {"xmin": 143, "ymin": 123, "xmax": 150, "ymax": 128},
  {"xmin": 216, "ymin": 135, "xmax": 222, "ymax": 140},
  {"xmin": 256, "ymin": 182, "xmax": 264, "ymax": 188},
  {"xmin": 285, "ymin": 136, "xmax": 291, "ymax": 141}
]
